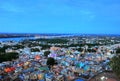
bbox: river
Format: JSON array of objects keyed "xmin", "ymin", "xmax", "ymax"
[{"xmin": 0, "ymin": 37, "xmax": 35, "ymax": 42}]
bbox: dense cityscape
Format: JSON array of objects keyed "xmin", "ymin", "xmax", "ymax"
[
  {"xmin": 0, "ymin": 34, "xmax": 120, "ymax": 81},
  {"xmin": 1, "ymin": 0, "xmax": 120, "ymax": 81}
]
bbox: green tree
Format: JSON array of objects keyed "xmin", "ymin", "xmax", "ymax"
[
  {"xmin": 41, "ymin": 45, "xmax": 51, "ymax": 50},
  {"xmin": 116, "ymin": 48, "xmax": 120, "ymax": 55},
  {"xmin": 109, "ymin": 56, "xmax": 120, "ymax": 78},
  {"xmin": 44, "ymin": 51, "xmax": 50, "ymax": 57},
  {"xmin": 0, "ymin": 45, "xmax": 12, "ymax": 54},
  {"xmin": 47, "ymin": 57, "xmax": 56, "ymax": 67},
  {"xmin": 77, "ymin": 47, "xmax": 84, "ymax": 52},
  {"xmin": 0, "ymin": 52, "xmax": 19, "ymax": 63},
  {"xmin": 31, "ymin": 48, "xmax": 40, "ymax": 52}
]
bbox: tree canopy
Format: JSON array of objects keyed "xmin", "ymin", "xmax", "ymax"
[
  {"xmin": 29, "ymin": 38, "xmax": 68, "ymax": 44},
  {"xmin": 31, "ymin": 48, "xmax": 40, "ymax": 52},
  {"xmin": 116, "ymin": 48, "xmax": 120, "ymax": 54},
  {"xmin": 109, "ymin": 56, "xmax": 120, "ymax": 78},
  {"xmin": 0, "ymin": 52, "xmax": 19, "ymax": 63},
  {"xmin": 44, "ymin": 51, "xmax": 50, "ymax": 57},
  {"xmin": 47, "ymin": 57, "xmax": 56, "ymax": 66}
]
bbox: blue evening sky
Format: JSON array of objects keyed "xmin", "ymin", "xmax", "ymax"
[{"xmin": 0, "ymin": 0, "xmax": 120, "ymax": 34}]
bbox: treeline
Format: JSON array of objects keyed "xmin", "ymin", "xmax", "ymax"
[
  {"xmin": 0, "ymin": 52, "xmax": 19, "ymax": 63},
  {"xmin": 29, "ymin": 38, "xmax": 69, "ymax": 44},
  {"xmin": 54, "ymin": 44, "xmax": 101, "ymax": 48},
  {"xmin": 0, "ymin": 47, "xmax": 19, "ymax": 63}
]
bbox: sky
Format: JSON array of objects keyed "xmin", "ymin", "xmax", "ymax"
[{"xmin": 0, "ymin": 0, "xmax": 120, "ymax": 34}]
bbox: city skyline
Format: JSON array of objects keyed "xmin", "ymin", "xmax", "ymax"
[{"xmin": 0, "ymin": 0, "xmax": 120, "ymax": 34}]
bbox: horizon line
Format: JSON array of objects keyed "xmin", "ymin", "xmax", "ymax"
[{"xmin": 0, "ymin": 32, "xmax": 120, "ymax": 35}]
